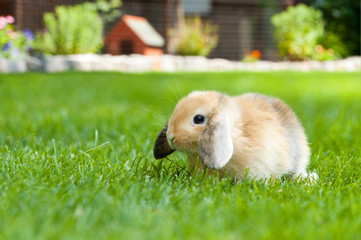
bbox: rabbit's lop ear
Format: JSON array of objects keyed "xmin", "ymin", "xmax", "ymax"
[
  {"xmin": 198, "ymin": 112, "xmax": 233, "ymax": 169},
  {"xmin": 153, "ymin": 123, "xmax": 175, "ymax": 159}
]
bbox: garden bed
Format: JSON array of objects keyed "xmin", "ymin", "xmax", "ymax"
[{"xmin": 0, "ymin": 54, "xmax": 360, "ymax": 73}]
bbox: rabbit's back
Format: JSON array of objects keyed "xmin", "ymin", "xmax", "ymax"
[{"xmin": 225, "ymin": 93, "xmax": 310, "ymax": 178}]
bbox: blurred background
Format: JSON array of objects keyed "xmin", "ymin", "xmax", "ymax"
[{"xmin": 0, "ymin": 0, "xmax": 360, "ymax": 62}]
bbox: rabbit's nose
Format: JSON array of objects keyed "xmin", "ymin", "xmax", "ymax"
[{"xmin": 167, "ymin": 133, "xmax": 175, "ymax": 142}]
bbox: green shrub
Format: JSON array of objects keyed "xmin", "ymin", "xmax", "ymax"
[
  {"xmin": 93, "ymin": 0, "xmax": 122, "ymax": 24},
  {"xmin": 271, "ymin": 4, "xmax": 347, "ymax": 61},
  {"xmin": 313, "ymin": 0, "xmax": 360, "ymax": 56},
  {"xmin": 92, "ymin": 0, "xmax": 122, "ymax": 34},
  {"xmin": 271, "ymin": 4, "xmax": 324, "ymax": 60},
  {"xmin": 170, "ymin": 16, "xmax": 218, "ymax": 57},
  {"xmin": 317, "ymin": 31, "xmax": 348, "ymax": 58},
  {"xmin": 34, "ymin": 3, "xmax": 103, "ymax": 55}
]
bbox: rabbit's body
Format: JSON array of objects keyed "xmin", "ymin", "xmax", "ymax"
[
  {"xmin": 223, "ymin": 93, "xmax": 310, "ymax": 179},
  {"xmin": 154, "ymin": 91, "xmax": 315, "ymax": 180}
]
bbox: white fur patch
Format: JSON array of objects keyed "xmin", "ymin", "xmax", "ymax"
[
  {"xmin": 213, "ymin": 115, "xmax": 233, "ymax": 168},
  {"xmin": 198, "ymin": 113, "xmax": 233, "ymax": 169},
  {"xmin": 188, "ymin": 91, "xmax": 207, "ymax": 98}
]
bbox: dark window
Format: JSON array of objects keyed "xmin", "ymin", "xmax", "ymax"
[{"xmin": 120, "ymin": 40, "xmax": 134, "ymax": 55}]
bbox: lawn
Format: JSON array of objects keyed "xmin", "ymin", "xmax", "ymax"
[{"xmin": 0, "ymin": 71, "xmax": 360, "ymax": 239}]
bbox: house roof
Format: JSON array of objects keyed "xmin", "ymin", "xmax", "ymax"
[{"xmin": 123, "ymin": 15, "xmax": 165, "ymax": 47}]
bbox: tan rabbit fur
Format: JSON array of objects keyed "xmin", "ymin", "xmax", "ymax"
[{"xmin": 153, "ymin": 91, "xmax": 316, "ymax": 180}]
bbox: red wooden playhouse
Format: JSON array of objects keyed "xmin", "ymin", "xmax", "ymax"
[{"xmin": 105, "ymin": 15, "xmax": 165, "ymax": 56}]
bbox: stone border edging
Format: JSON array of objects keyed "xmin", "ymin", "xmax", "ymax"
[{"xmin": 0, "ymin": 54, "xmax": 360, "ymax": 73}]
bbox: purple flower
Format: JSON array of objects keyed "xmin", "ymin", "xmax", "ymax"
[
  {"xmin": 2, "ymin": 41, "xmax": 11, "ymax": 51},
  {"xmin": 23, "ymin": 29, "xmax": 34, "ymax": 41}
]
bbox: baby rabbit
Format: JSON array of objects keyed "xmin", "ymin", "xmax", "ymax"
[{"xmin": 154, "ymin": 91, "xmax": 317, "ymax": 180}]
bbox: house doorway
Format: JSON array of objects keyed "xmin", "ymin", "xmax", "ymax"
[{"xmin": 120, "ymin": 40, "xmax": 134, "ymax": 55}]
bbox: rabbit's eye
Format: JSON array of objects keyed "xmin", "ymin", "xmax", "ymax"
[{"xmin": 193, "ymin": 115, "xmax": 205, "ymax": 124}]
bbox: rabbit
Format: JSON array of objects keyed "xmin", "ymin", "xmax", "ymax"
[{"xmin": 153, "ymin": 91, "xmax": 317, "ymax": 180}]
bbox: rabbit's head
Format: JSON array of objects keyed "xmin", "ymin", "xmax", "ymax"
[{"xmin": 154, "ymin": 91, "xmax": 236, "ymax": 169}]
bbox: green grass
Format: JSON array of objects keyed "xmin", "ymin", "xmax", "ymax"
[{"xmin": 0, "ymin": 71, "xmax": 360, "ymax": 239}]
